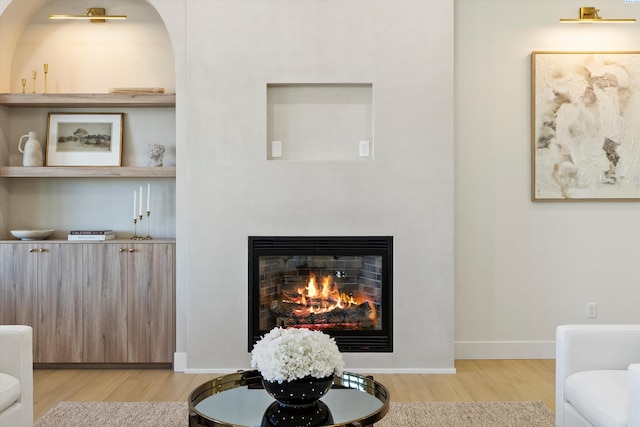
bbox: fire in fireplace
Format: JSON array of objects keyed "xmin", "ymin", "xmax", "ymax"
[
  {"xmin": 248, "ymin": 236, "xmax": 393, "ymax": 352},
  {"xmin": 274, "ymin": 271, "xmax": 377, "ymax": 330}
]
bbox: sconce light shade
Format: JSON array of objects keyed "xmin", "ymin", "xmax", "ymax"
[
  {"xmin": 560, "ymin": 7, "xmax": 636, "ymax": 23},
  {"xmin": 49, "ymin": 7, "xmax": 127, "ymax": 23}
]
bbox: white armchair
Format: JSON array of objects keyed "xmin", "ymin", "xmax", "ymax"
[
  {"xmin": 556, "ymin": 324, "xmax": 640, "ymax": 427},
  {"xmin": 0, "ymin": 325, "xmax": 33, "ymax": 427}
]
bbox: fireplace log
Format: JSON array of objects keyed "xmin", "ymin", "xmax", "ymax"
[{"xmin": 272, "ymin": 301, "xmax": 375, "ymax": 329}]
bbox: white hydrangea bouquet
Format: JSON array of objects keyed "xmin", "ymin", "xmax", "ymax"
[{"xmin": 251, "ymin": 327, "xmax": 345, "ymax": 383}]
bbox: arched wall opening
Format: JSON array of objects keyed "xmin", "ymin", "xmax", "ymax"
[
  {"xmin": 0, "ymin": 0, "xmax": 175, "ymax": 93},
  {"xmin": 0, "ymin": 0, "xmax": 184, "ymax": 368}
]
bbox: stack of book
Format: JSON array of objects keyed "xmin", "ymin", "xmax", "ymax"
[{"xmin": 67, "ymin": 230, "xmax": 115, "ymax": 241}]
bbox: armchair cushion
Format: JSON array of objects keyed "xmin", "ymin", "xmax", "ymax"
[
  {"xmin": 565, "ymin": 369, "xmax": 628, "ymax": 427},
  {"xmin": 556, "ymin": 325, "xmax": 640, "ymax": 427},
  {"xmin": 0, "ymin": 373, "xmax": 21, "ymax": 413},
  {"xmin": 630, "ymin": 364, "xmax": 640, "ymax": 426},
  {"xmin": 0, "ymin": 325, "xmax": 33, "ymax": 427}
]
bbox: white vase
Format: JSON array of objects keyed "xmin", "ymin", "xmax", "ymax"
[{"xmin": 18, "ymin": 131, "xmax": 44, "ymax": 167}]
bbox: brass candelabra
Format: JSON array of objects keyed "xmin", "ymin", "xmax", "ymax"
[{"xmin": 131, "ymin": 212, "xmax": 153, "ymax": 240}]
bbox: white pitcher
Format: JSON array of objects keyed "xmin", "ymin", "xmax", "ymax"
[{"xmin": 18, "ymin": 131, "xmax": 43, "ymax": 167}]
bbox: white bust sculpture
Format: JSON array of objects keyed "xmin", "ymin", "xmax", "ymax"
[{"xmin": 147, "ymin": 143, "xmax": 165, "ymax": 167}]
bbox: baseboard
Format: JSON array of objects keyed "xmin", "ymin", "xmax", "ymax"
[
  {"xmin": 34, "ymin": 362, "xmax": 172, "ymax": 369},
  {"xmin": 454, "ymin": 340, "xmax": 555, "ymax": 359},
  {"xmin": 173, "ymin": 352, "xmax": 187, "ymax": 372},
  {"xmin": 184, "ymin": 368, "xmax": 246, "ymax": 374},
  {"xmin": 176, "ymin": 342, "xmax": 554, "ymax": 374}
]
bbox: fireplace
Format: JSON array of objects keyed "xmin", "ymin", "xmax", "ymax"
[{"xmin": 248, "ymin": 236, "xmax": 393, "ymax": 352}]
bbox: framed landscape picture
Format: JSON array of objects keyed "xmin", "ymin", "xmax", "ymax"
[
  {"xmin": 531, "ymin": 51, "xmax": 640, "ymax": 201},
  {"xmin": 46, "ymin": 112, "xmax": 124, "ymax": 166}
]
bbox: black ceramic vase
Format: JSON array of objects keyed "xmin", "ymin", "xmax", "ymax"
[
  {"xmin": 262, "ymin": 375, "xmax": 333, "ymax": 406},
  {"xmin": 261, "ymin": 400, "xmax": 334, "ymax": 427},
  {"xmin": 260, "ymin": 375, "xmax": 335, "ymax": 427}
]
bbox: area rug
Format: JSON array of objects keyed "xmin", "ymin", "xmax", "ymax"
[{"xmin": 35, "ymin": 400, "xmax": 554, "ymax": 426}]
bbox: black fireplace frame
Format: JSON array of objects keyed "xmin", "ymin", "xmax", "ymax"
[{"xmin": 248, "ymin": 236, "xmax": 393, "ymax": 353}]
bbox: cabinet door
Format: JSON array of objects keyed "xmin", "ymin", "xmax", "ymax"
[
  {"xmin": 36, "ymin": 243, "xmax": 83, "ymax": 363},
  {"xmin": 0, "ymin": 243, "xmax": 37, "ymax": 327},
  {"xmin": 127, "ymin": 243, "xmax": 175, "ymax": 363},
  {"xmin": 82, "ymin": 243, "xmax": 128, "ymax": 363}
]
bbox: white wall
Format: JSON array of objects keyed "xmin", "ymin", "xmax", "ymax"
[
  {"xmin": 178, "ymin": 0, "xmax": 455, "ymax": 372},
  {"xmin": 455, "ymin": 0, "xmax": 640, "ymax": 358}
]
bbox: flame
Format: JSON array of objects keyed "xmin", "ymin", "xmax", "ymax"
[{"xmin": 288, "ymin": 273, "xmax": 376, "ymax": 323}]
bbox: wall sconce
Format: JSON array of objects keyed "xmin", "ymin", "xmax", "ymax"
[
  {"xmin": 49, "ymin": 8, "xmax": 127, "ymax": 23},
  {"xmin": 560, "ymin": 7, "xmax": 636, "ymax": 23}
]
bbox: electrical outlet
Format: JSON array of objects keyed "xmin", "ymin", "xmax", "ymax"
[
  {"xmin": 586, "ymin": 302, "xmax": 598, "ymax": 318},
  {"xmin": 359, "ymin": 140, "xmax": 370, "ymax": 157}
]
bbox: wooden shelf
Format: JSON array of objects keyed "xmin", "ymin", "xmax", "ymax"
[
  {"xmin": 1, "ymin": 238, "xmax": 176, "ymax": 243},
  {"xmin": 0, "ymin": 166, "xmax": 176, "ymax": 178},
  {"xmin": 0, "ymin": 93, "xmax": 175, "ymax": 107}
]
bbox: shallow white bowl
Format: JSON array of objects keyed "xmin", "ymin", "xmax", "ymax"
[{"xmin": 10, "ymin": 229, "xmax": 55, "ymax": 240}]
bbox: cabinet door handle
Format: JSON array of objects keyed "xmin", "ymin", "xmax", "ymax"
[
  {"xmin": 118, "ymin": 248, "xmax": 135, "ymax": 253},
  {"xmin": 39, "ymin": 248, "xmax": 47, "ymax": 252},
  {"xmin": 29, "ymin": 248, "xmax": 37, "ymax": 253},
  {"xmin": 128, "ymin": 248, "xmax": 134, "ymax": 252}
]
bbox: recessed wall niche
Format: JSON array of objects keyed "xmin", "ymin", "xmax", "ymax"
[{"xmin": 266, "ymin": 83, "xmax": 373, "ymax": 161}]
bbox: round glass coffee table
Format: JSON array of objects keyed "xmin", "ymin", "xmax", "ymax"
[{"xmin": 188, "ymin": 370, "xmax": 390, "ymax": 427}]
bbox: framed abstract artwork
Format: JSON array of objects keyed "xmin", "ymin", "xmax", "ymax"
[
  {"xmin": 46, "ymin": 112, "xmax": 124, "ymax": 166},
  {"xmin": 531, "ymin": 51, "xmax": 640, "ymax": 201}
]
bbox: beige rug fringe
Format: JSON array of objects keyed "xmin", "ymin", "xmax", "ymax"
[{"xmin": 35, "ymin": 400, "xmax": 555, "ymax": 426}]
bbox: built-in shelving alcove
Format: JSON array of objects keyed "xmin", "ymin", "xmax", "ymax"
[
  {"xmin": 0, "ymin": 0, "xmax": 176, "ymax": 240},
  {"xmin": 0, "ymin": 0, "xmax": 178, "ymax": 367}
]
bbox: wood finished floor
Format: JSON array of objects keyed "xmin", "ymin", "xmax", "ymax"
[{"xmin": 33, "ymin": 359, "xmax": 556, "ymax": 421}]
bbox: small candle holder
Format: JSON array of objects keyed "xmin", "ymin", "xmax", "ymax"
[
  {"xmin": 44, "ymin": 64, "xmax": 48, "ymax": 94},
  {"xmin": 145, "ymin": 210, "xmax": 152, "ymax": 240},
  {"xmin": 21, "ymin": 78, "xmax": 26, "ymax": 94},
  {"xmin": 131, "ymin": 218, "xmax": 139, "ymax": 240},
  {"xmin": 136, "ymin": 214, "xmax": 144, "ymax": 240},
  {"xmin": 31, "ymin": 70, "xmax": 37, "ymax": 94},
  {"xmin": 131, "ymin": 217, "xmax": 145, "ymax": 240}
]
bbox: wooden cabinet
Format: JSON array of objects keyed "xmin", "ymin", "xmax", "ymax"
[
  {"xmin": 82, "ymin": 243, "xmax": 128, "ymax": 363},
  {"xmin": 0, "ymin": 240, "xmax": 175, "ymax": 365},
  {"xmin": 0, "ymin": 243, "xmax": 82, "ymax": 362},
  {"xmin": 36, "ymin": 243, "xmax": 83, "ymax": 363},
  {"xmin": 83, "ymin": 242, "xmax": 175, "ymax": 363},
  {"xmin": 0, "ymin": 243, "xmax": 37, "ymax": 327},
  {"xmin": 126, "ymin": 243, "xmax": 175, "ymax": 363}
]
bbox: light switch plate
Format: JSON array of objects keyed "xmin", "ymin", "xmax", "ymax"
[{"xmin": 272, "ymin": 141, "xmax": 282, "ymax": 158}]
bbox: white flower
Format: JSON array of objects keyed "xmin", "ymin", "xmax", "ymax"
[{"xmin": 251, "ymin": 327, "xmax": 345, "ymax": 383}]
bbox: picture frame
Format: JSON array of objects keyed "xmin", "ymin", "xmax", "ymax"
[
  {"xmin": 531, "ymin": 51, "xmax": 640, "ymax": 201},
  {"xmin": 46, "ymin": 112, "xmax": 124, "ymax": 166}
]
